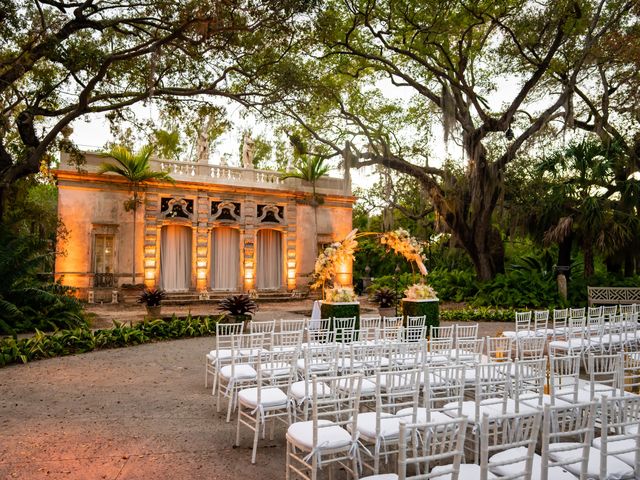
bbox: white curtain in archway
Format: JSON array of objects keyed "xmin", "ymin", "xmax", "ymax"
[
  {"xmin": 160, "ymin": 225, "xmax": 191, "ymax": 291},
  {"xmin": 210, "ymin": 227, "xmax": 240, "ymax": 290},
  {"xmin": 257, "ymin": 229, "xmax": 282, "ymax": 290}
]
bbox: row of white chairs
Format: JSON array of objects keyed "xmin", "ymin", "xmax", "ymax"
[{"xmin": 286, "ymin": 373, "xmax": 640, "ymax": 480}]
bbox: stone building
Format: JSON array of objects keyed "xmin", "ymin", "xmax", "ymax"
[{"xmin": 54, "ymin": 152, "xmax": 354, "ymax": 301}]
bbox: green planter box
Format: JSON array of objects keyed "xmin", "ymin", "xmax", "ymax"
[
  {"xmin": 402, "ymin": 298, "xmax": 439, "ymax": 334},
  {"xmin": 320, "ymin": 301, "xmax": 360, "ymax": 337}
]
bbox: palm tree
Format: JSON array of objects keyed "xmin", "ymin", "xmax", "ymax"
[
  {"xmin": 98, "ymin": 145, "xmax": 174, "ymax": 285},
  {"xmin": 282, "ymin": 155, "xmax": 330, "ymax": 261}
]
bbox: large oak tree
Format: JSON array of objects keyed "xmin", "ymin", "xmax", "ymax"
[
  {"xmin": 0, "ymin": 0, "xmax": 309, "ymax": 213},
  {"xmin": 266, "ymin": 0, "xmax": 635, "ymax": 280}
]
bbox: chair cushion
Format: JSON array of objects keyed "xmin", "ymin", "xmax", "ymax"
[
  {"xmin": 206, "ymin": 349, "xmax": 232, "ymax": 362},
  {"xmin": 337, "ymin": 377, "xmax": 376, "ymax": 394},
  {"xmin": 359, "ymin": 475, "xmax": 398, "ymax": 480},
  {"xmin": 431, "ymin": 463, "xmax": 497, "ymax": 479},
  {"xmin": 286, "ymin": 420, "xmax": 352, "ymax": 451},
  {"xmin": 238, "ymin": 387, "xmax": 288, "ymax": 409},
  {"xmin": 260, "ymin": 362, "xmax": 291, "ymax": 378},
  {"xmin": 353, "ymin": 412, "xmax": 401, "ymax": 440},
  {"xmin": 395, "ymin": 407, "xmax": 451, "ymax": 424},
  {"xmin": 219, "ymin": 364, "xmax": 257, "ymax": 380},
  {"xmin": 290, "ymin": 380, "xmax": 331, "ymax": 400},
  {"xmin": 490, "ymin": 447, "xmax": 577, "ymax": 480},
  {"xmin": 549, "ymin": 339, "xmax": 585, "ymax": 350},
  {"xmin": 296, "ymin": 358, "xmax": 332, "ymax": 372},
  {"xmin": 548, "ymin": 442, "xmax": 633, "ymax": 478},
  {"xmin": 593, "ymin": 435, "xmax": 640, "ymax": 467},
  {"xmin": 443, "ymin": 400, "xmax": 503, "ymax": 422}
]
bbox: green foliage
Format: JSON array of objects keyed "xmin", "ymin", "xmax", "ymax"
[
  {"xmin": 427, "ymin": 270, "xmax": 478, "ymax": 302},
  {"xmin": 0, "ymin": 315, "xmax": 223, "ymax": 367},
  {"xmin": 472, "ymin": 270, "xmax": 562, "ymax": 309},
  {"xmin": 218, "ymin": 294, "xmax": 257, "ymax": 316},
  {"xmin": 137, "ymin": 288, "xmax": 167, "ymax": 307},
  {"xmin": 440, "ymin": 308, "xmax": 517, "ymax": 323},
  {"xmin": 371, "ymin": 287, "xmax": 398, "ymax": 307},
  {"xmin": 0, "ymin": 226, "xmax": 86, "ymax": 335},
  {"xmin": 368, "ymin": 273, "xmax": 423, "ymax": 297}
]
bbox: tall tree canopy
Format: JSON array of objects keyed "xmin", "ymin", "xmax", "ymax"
[
  {"xmin": 0, "ymin": 0, "xmax": 312, "ymax": 212},
  {"xmin": 263, "ymin": 0, "xmax": 637, "ymax": 280}
]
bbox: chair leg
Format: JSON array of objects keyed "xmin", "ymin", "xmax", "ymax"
[
  {"xmin": 226, "ymin": 390, "xmax": 234, "ymax": 423},
  {"xmin": 216, "ymin": 379, "xmax": 222, "ymax": 412},
  {"xmin": 285, "ymin": 441, "xmax": 291, "ymax": 480},
  {"xmin": 235, "ymin": 405, "xmax": 242, "ymax": 447},
  {"xmin": 251, "ymin": 412, "xmax": 260, "ymax": 464},
  {"xmin": 205, "ymin": 359, "xmax": 209, "ymax": 388}
]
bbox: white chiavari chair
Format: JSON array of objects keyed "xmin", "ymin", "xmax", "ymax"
[
  {"xmin": 286, "ymin": 373, "xmax": 363, "ymax": 480},
  {"xmin": 552, "ymin": 308, "xmax": 569, "ymax": 340},
  {"xmin": 534, "ymin": 309, "xmax": 553, "ymax": 337},
  {"xmin": 485, "ymin": 336, "xmax": 513, "ymax": 362},
  {"xmin": 291, "ymin": 343, "xmax": 339, "ymax": 421},
  {"xmin": 570, "ymin": 307, "xmax": 586, "ymax": 319},
  {"xmin": 205, "ymin": 321, "xmax": 244, "ymax": 390},
  {"xmin": 305, "ymin": 318, "xmax": 333, "ymax": 345},
  {"xmin": 602, "ymin": 305, "xmax": 618, "ymax": 321},
  {"xmin": 508, "ymin": 357, "xmax": 547, "ymax": 414},
  {"xmin": 620, "ymin": 351, "xmax": 640, "ymax": 396},
  {"xmin": 361, "ymin": 417, "xmax": 468, "ymax": 480},
  {"xmin": 249, "ymin": 319, "xmax": 276, "ymax": 334},
  {"xmin": 216, "ymin": 332, "xmax": 267, "ymax": 422},
  {"xmin": 547, "ymin": 354, "xmax": 581, "ymax": 406},
  {"xmin": 593, "ymin": 395, "xmax": 640, "ymax": 474},
  {"xmin": 425, "ymin": 337, "xmax": 453, "ymax": 365},
  {"xmin": 434, "ymin": 410, "xmax": 542, "ymax": 480},
  {"xmin": 355, "ymin": 368, "xmax": 421, "ymax": 476},
  {"xmin": 235, "ymin": 346, "xmax": 299, "ymax": 463},
  {"xmin": 272, "ymin": 329, "xmax": 304, "ymax": 353},
  {"xmin": 515, "ymin": 335, "xmax": 546, "ymax": 360},
  {"xmin": 549, "ymin": 317, "xmax": 587, "ymax": 357},
  {"xmin": 443, "ymin": 361, "xmax": 512, "ymax": 463},
  {"xmin": 332, "ymin": 316, "xmax": 357, "ymax": 343},
  {"xmin": 504, "ymin": 311, "xmax": 532, "ymax": 339}
]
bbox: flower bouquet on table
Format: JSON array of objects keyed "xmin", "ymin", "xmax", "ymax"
[
  {"xmin": 324, "ymin": 285, "xmax": 358, "ymax": 303},
  {"xmin": 404, "ymin": 283, "xmax": 438, "ymax": 300}
]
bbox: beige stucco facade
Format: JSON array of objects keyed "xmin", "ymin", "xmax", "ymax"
[{"xmin": 54, "ymin": 152, "xmax": 354, "ymax": 300}]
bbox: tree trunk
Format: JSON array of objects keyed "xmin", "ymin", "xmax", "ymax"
[
  {"xmin": 132, "ymin": 192, "xmax": 137, "ymax": 285},
  {"xmin": 557, "ymin": 233, "xmax": 573, "ymax": 280},
  {"xmin": 624, "ymin": 254, "xmax": 635, "ymax": 277},
  {"xmin": 583, "ymin": 239, "xmax": 594, "ymax": 277}
]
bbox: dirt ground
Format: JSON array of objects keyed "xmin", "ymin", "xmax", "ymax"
[{"xmin": 0, "ymin": 300, "xmax": 505, "ymax": 480}]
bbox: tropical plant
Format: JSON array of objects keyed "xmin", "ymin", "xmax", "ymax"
[
  {"xmin": 218, "ymin": 294, "xmax": 258, "ymax": 316},
  {"xmin": 0, "ymin": 225, "xmax": 85, "ymax": 335},
  {"xmin": 371, "ymin": 287, "xmax": 397, "ymax": 308},
  {"xmin": 137, "ymin": 288, "xmax": 167, "ymax": 307},
  {"xmin": 0, "ymin": 315, "xmax": 223, "ymax": 367},
  {"xmin": 98, "ymin": 145, "xmax": 174, "ymax": 284}
]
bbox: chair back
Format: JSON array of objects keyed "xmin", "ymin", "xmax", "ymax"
[
  {"xmin": 619, "ymin": 304, "xmax": 635, "ymax": 315},
  {"xmin": 306, "ymin": 318, "xmax": 333, "ymax": 344},
  {"xmin": 455, "ymin": 323, "xmax": 478, "ymax": 340},
  {"xmin": 515, "ymin": 311, "xmax": 532, "ymax": 333},
  {"xmin": 602, "ymin": 305, "xmax": 618, "ymax": 320},
  {"xmin": 598, "ymin": 395, "xmax": 640, "ymax": 478},
  {"xmin": 424, "ymin": 364, "xmax": 466, "ymax": 420},
  {"xmin": 541, "ymin": 402, "xmax": 596, "ymax": 480},
  {"xmin": 485, "ymin": 336, "xmax": 513, "ymax": 362},
  {"xmin": 406, "ymin": 315, "xmax": 426, "ymax": 328},
  {"xmin": 249, "ymin": 319, "xmax": 276, "ymax": 334},
  {"xmin": 549, "ymin": 355, "xmax": 581, "ymax": 405},
  {"xmin": 586, "ymin": 353, "xmax": 620, "ymax": 400},
  {"xmin": 453, "ymin": 338, "xmax": 484, "ymax": 364},
  {"xmin": 375, "ymin": 368, "xmax": 421, "ymax": 423},
  {"xmin": 533, "ymin": 310, "xmax": 549, "ymax": 332},
  {"xmin": 516, "ymin": 335, "xmax": 546, "ymax": 360},
  {"xmin": 511, "ymin": 357, "xmax": 547, "ymax": 411},
  {"xmin": 280, "ymin": 318, "xmax": 307, "ymax": 332},
  {"xmin": 570, "ymin": 307, "xmax": 586, "ymax": 319},
  {"xmin": 480, "ymin": 410, "xmax": 542, "ymax": 480},
  {"xmin": 430, "ymin": 325, "xmax": 454, "ymax": 340},
  {"xmin": 397, "ymin": 418, "xmax": 467, "ymax": 480},
  {"xmin": 272, "ymin": 330, "xmax": 303, "ymax": 352},
  {"xmin": 474, "ymin": 362, "xmax": 512, "ymax": 417}
]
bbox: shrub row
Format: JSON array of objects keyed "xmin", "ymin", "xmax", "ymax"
[
  {"xmin": 440, "ymin": 307, "xmax": 518, "ymax": 323},
  {"xmin": 0, "ymin": 314, "xmax": 223, "ymax": 367}
]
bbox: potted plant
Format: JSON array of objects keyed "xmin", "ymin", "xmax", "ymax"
[
  {"xmin": 218, "ymin": 294, "xmax": 258, "ymax": 325},
  {"xmin": 372, "ymin": 287, "xmax": 398, "ymax": 317},
  {"xmin": 402, "ymin": 282, "xmax": 439, "ymax": 332},
  {"xmin": 137, "ymin": 288, "xmax": 166, "ymax": 318}
]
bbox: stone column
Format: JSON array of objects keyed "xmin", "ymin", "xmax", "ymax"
[{"xmin": 143, "ymin": 193, "xmax": 160, "ymax": 287}]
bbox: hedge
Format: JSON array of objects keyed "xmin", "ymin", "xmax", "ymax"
[{"xmin": 0, "ymin": 314, "xmax": 223, "ymax": 367}]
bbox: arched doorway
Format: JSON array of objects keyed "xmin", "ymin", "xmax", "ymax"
[
  {"xmin": 210, "ymin": 227, "xmax": 240, "ymax": 290},
  {"xmin": 256, "ymin": 229, "xmax": 283, "ymax": 290},
  {"xmin": 160, "ymin": 225, "xmax": 192, "ymax": 291}
]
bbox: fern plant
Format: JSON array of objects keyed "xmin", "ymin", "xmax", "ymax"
[{"xmin": 218, "ymin": 294, "xmax": 257, "ymax": 316}]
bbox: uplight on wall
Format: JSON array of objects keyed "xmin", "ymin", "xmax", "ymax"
[
  {"xmin": 144, "ymin": 259, "xmax": 155, "ymax": 268},
  {"xmin": 335, "ymin": 259, "xmax": 351, "ymax": 287},
  {"xmin": 197, "ymin": 269, "xmax": 207, "ymax": 280},
  {"xmin": 197, "ymin": 260, "xmax": 207, "ymax": 269},
  {"xmin": 144, "ymin": 246, "xmax": 156, "ymax": 257}
]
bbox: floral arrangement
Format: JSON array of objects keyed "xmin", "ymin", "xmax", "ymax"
[
  {"xmin": 404, "ymin": 283, "xmax": 438, "ymax": 300},
  {"xmin": 380, "ymin": 228, "xmax": 428, "ymax": 275},
  {"xmin": 325, "ymin": 286, "xmax": 358, "ymax": 303},
  {"xmin": 311, "ymin": 229, "xmax": 358, "ymax": 290}
]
